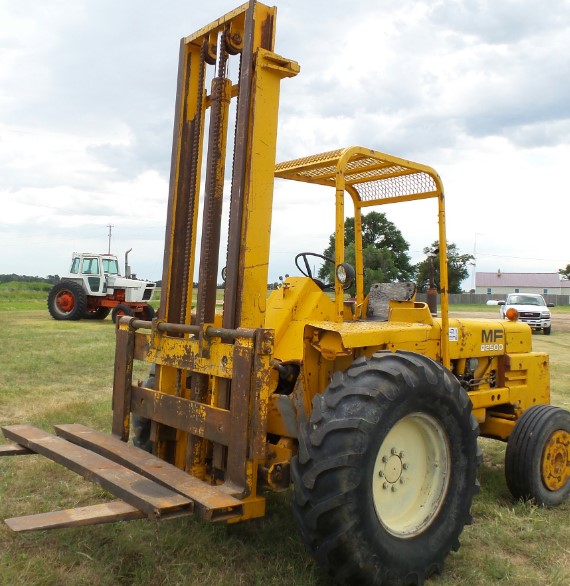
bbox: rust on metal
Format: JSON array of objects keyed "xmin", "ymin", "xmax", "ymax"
[
  {"xmin": 249, "ymin": 329, "xmax": 273, "ymax": 460},
  {"xmin": 5, "ymin": 501, "xmax": 146, "ymax": 532},
  {"xmin": 541, "ymin": 429, "xmax": 570, "ymax": 491},
  {"xmin": 130, "ymin": 386, "xmax": 231, "ymax": 445},
  {"xmin": 134, "ymin": 332, "xmax": 234, "ymax": 378},
  {"xmin": 2, "ymin": 425, "xmax": 193, "ymax": 517},
  {"xmin": 160, "ymin": 38, "xmax": 206, "ymax": 325},
  {"xmin": 222, "ymin": 0, "xmax": 256, "ymax": 331},
  {"xmin": 223, "ymin": 341, "xmax": 253, "ymax": 494},
  {"xmin": 195, "ymin": 65, "xmax": 232, "ymax": 327},
  {"xmin": 112, "ymin": 321, "xmax": 135, "ymax": 440},
  {"xmin": 0, "ymin": 443, "xmax": 33, "ymax": 456},
  {"xmin": 189, "ymin": 41, "xmax": 234, "ymax": 476},
  {"xmin": 126, "ymin": 316, "xmax": 257, "ymax": 339},
  {"xmin": 54, "ymin": 424, "xmax": 243, "ymax": 520}
]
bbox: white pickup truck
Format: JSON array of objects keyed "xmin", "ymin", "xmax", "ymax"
[{"xmin": 498, "ymin": 293, "xmax": 554, "ymax": 335}]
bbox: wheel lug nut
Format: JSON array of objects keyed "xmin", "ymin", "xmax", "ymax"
[
  {"xmin": 382, "ymin": 456, "xmax": 388, "ymax": 463},
  {"xmin": 378, "ymin": 471, "xmax": 384, "ymax": 478},
  {"xmin": 403, "ymin": 463, "xmax": 409, "ymax": 470},
  {"xmin": 383, "ymin": 482, "xmax": 388, "ymax": 490},
  {"xmin": 400, "ymin": 478, "xmax": 405, "ymax": 484},
  {"xmin": 391, "ymin": 486, "xmax": 397, "ymax": 492},
  {"xmin": 399, "ymin": 451, "xmax": 405, "ymax": 458},
  {"xmin": 391, "ymin": 448, "xmax": 397, "ymax": 455}
]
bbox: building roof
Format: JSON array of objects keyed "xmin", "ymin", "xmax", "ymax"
[{"xmin": 476, "ymin": 271, "xmax": 570, "ymax": 288}]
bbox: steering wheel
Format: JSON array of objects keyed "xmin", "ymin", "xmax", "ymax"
[{"xmin": 295, "ymin": 252, "xmax": 335, "ymax": 290}]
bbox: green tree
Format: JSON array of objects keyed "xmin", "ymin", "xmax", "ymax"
[
  {"xmin": 559, "ymin": 264, "xmax": 570, "ymax": 279},
  {"xmin": 318, "ymin": 212, "xmax": 413, "ymax": 293},
  {"xmin": 414, "ymin": 242, "xmax": 474, "ymax": 294}
]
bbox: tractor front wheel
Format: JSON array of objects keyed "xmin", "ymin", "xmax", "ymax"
[
  {"xmin": 111, "ymin": 303, "xmax": 134, "ymax": 324},
  {"xmin": 505, "ymin": 405, "xmax": 570, "ymax": 507},
  {"xmin": 140, "ymin": 304, "xmax": 156, "ymax": 321},
  {"xmin": 47, "ymin": 281, "xmax": 87, "ymax": 320},
  {"xmin": 292, "ymin": 350, "xmax": 480, "ymax": 586}
]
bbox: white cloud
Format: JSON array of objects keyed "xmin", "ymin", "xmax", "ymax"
[{"xmin": 1, "ymin": 0, "xmax": 570, "ymax": 284}]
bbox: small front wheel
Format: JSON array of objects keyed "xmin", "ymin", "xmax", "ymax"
[
  {"xmin": 505, "ymin": 405, "xmax": 570, "ymax": 507},
  {"xmin": 140, "ymin": 304, "xmax": 156, "ymax": 321},
  {"xmin": 111, "ymin": 303, "xmax": 134, "ymax": 324}
]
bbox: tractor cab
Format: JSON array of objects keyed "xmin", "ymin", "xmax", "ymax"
[{"xmin": 68, "ymin": 252, "xmax": 114, "ymax": 295}]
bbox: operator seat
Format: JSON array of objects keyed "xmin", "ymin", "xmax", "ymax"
[{"xmin": 366, "ymin": 282, "xmax": 417, "ymax": 321}]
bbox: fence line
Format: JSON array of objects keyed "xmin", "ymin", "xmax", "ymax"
[{"xmin": 415, "ymin": 293, "xmax": 570, "ymax": 306}]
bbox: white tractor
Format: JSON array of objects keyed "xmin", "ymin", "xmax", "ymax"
[{"xmin": 47, "ymin": 250, "xmax": 156, "ymax": 322}]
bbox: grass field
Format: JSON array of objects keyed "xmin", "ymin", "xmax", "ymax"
[{"xmin": 0, "ymin": 288, "xmax": 569, "ymax": 585}]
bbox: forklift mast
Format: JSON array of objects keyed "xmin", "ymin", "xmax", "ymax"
[
  {"xmin": 161, "ymin": 1, "xmax": 298, "ymax": 330},
  {"xmin": 119, "ymin": 0, "xmax": 300, "ymax": 515}
]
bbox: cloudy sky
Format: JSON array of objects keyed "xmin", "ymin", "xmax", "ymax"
[{"xmin": 2, "ymin": 0, "xmax": 570, "ymax": 288}]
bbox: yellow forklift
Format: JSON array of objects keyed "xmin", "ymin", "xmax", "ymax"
[{"xmin": 2, "ymin": 3, "xmax": 569, "ymax": 584}]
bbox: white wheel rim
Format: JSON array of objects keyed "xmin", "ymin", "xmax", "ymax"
[{"xmin": 372, "ymin": 412, "xmax": 451, "ymax": 538}]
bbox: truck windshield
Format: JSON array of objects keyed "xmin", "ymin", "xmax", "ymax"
[
  {"xmin": 509, "ymin": 295, "xmax": 545, "ymax": 306},
  {"xmin": 102, "ymin": 258, "xmax": 119, "ymax": 275}
]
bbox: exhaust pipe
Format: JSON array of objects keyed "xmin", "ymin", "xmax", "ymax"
[{"xmin": 125, "ymin": 248, "xmax": 132, "ymax": 278}]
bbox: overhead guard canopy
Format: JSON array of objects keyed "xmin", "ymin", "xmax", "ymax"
[
  {"xmin": 275, "ymin": 146, "xmax": 451, "ymax": 368},
  {"xmin": 274, "ymin": 146, "xmax": 444, "ymax": 207}
]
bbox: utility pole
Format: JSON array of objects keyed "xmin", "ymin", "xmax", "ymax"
[
  {"xmin": 107, "ymin": 224, "xmax": 114, "ymax": 254},
  {"xmin": 472, "ymin": 233, "xmax": 483, "ymax": 292}
]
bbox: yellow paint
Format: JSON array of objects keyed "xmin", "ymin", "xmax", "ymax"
[
  {"xmin": 140, "ymin": 333, "xmax": 235, "ymax": 378},
  {"xmin": 236, "ymin": 48, "xmax": 299, "ymax": 329},
  {"xmin": 228, "ymin": 494, "xmax": 266, "ymax": 522},
  {"xmin": 541, "ymin": 430, "xmax": 570, "ymax": 491},
  {"xmin": 275, "ymin": 147, "xmax": 447, "ymax": 360},
  {"xmin": 113, "ymin": 2, "xmax": 556, "ymax": 529},
  {"xmin": 479, "ymin": 416, "xmax": 516, "ymax": 440},
  {"xmin": 265, "ymin": 277, "xmax": 336, "ymax": 361}
]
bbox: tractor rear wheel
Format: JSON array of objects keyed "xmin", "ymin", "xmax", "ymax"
[
  {"xmin": 47, "ymin": 280, "xmax": 87, "ymax": 320},
  {"xmin": 291, "ymin": 350, "xmax": 480, "ymax": 586},
  {"xmin": 505, "ymin": 405, "xmax": 570, "ymax": 507},
  {"xmin": 111, "ymin": 303, "xmax": 133, "ymax": 324}
]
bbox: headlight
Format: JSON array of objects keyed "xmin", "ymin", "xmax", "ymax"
[
  {"xmin": 541, "ymin": 312, "xmax": 551, "ymax": 319},
  {"xmin": 336, "ymin": 263, "xmax": 355, "ymax": 286}
]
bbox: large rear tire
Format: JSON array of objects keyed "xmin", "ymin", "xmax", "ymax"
[
  {"xmin": 505, "ymin": 404, "xmax": 570, "ymax": 507},
  {"xmin": 47, "ymin": 280, "xmax": 87, "ymax": 320},
  {"xmin": 291, "ymin": 350, "xmax": 480, "ymax": 586}
]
